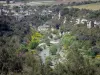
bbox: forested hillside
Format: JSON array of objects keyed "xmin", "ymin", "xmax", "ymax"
[{"xmin": 0, "ymin": 1, "xmax": 100, "ymax": 75}]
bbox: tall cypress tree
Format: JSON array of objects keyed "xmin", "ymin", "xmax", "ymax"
[{"xmin": 6, "ymin": 0, "xmax": 10, "ymax": 4}]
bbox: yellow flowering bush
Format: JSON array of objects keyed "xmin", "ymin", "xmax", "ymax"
[{"xmin": 29, "ymin": 32, "xmax": 43, "ymax": 49}]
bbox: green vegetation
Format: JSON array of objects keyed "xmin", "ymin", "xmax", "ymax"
[
  {"xmin": 29, "ymin": 32, "xmax": 42, "ymax": 49},
  {"xmin": 61, "ymin": 34, "xmax": 75, "ymax": 49},
  {"xmin": 50, "ymin": 45, "xmax": 58, "ymax": 55},
  {"xmin": 0, "ymin": 3, "xmax": 100, "ymax": 75}
]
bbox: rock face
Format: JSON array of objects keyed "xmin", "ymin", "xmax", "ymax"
[
  {"xmin": 63, "ymin": 17, "xmax": 66, "ymax": 24},
  {"xmin": 39, "ymin": 44, "xmax": 50, "ymax": 63},
  {"xmin": 38, "ymin": 25, "xmax": 50, "ymax": 31},
  {"xmin": 75, "ymin": 18, "xmax": 88, "ymax": 25},
  {"xmin": 75, "ymin": 18, "xmax": 100, "ymax": 28},
  {"xmin": 87, "ymin": 21, "xmax": 94, "ymax": 28},
  {"xmin": 58, "ymin": 11, "xmax": 61, "ymax": 20}
]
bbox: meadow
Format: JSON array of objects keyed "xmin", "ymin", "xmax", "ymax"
[{"xmin": 73, "ymin": 2, "xmax": 100, "ymax": 10}]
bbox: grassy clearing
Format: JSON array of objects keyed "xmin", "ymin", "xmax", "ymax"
[{"xmin": 73, "ymin": 2, "xmax": 100, "ymax": 10}]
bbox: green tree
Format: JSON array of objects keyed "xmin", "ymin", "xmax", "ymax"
[{"xmin": 50, "ymin": 45, "xmax": 57, "ymax": 55}]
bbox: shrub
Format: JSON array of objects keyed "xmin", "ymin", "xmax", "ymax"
[
  {"xmin": 50, "ymin": 45, "xmax": 57, "ymax": 55},
  {"xmin": 29, "ymin": 41, "xmax": 38, "ymax": 49}
]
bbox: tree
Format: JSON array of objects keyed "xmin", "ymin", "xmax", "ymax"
[
  {"xmin": 50, "ymin": 45, "xmax": 57, "ymax": 55},
  {"xmin": 25, "ymin": 52, "xmax": 42, "ymax": 75},
  {"xmin": 54, "ymin": 42, "xmax": 95, "ymax": 75},
  {"xmin": 6, "ymin": 0, "xmax": 10, "ymax": 4}
]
